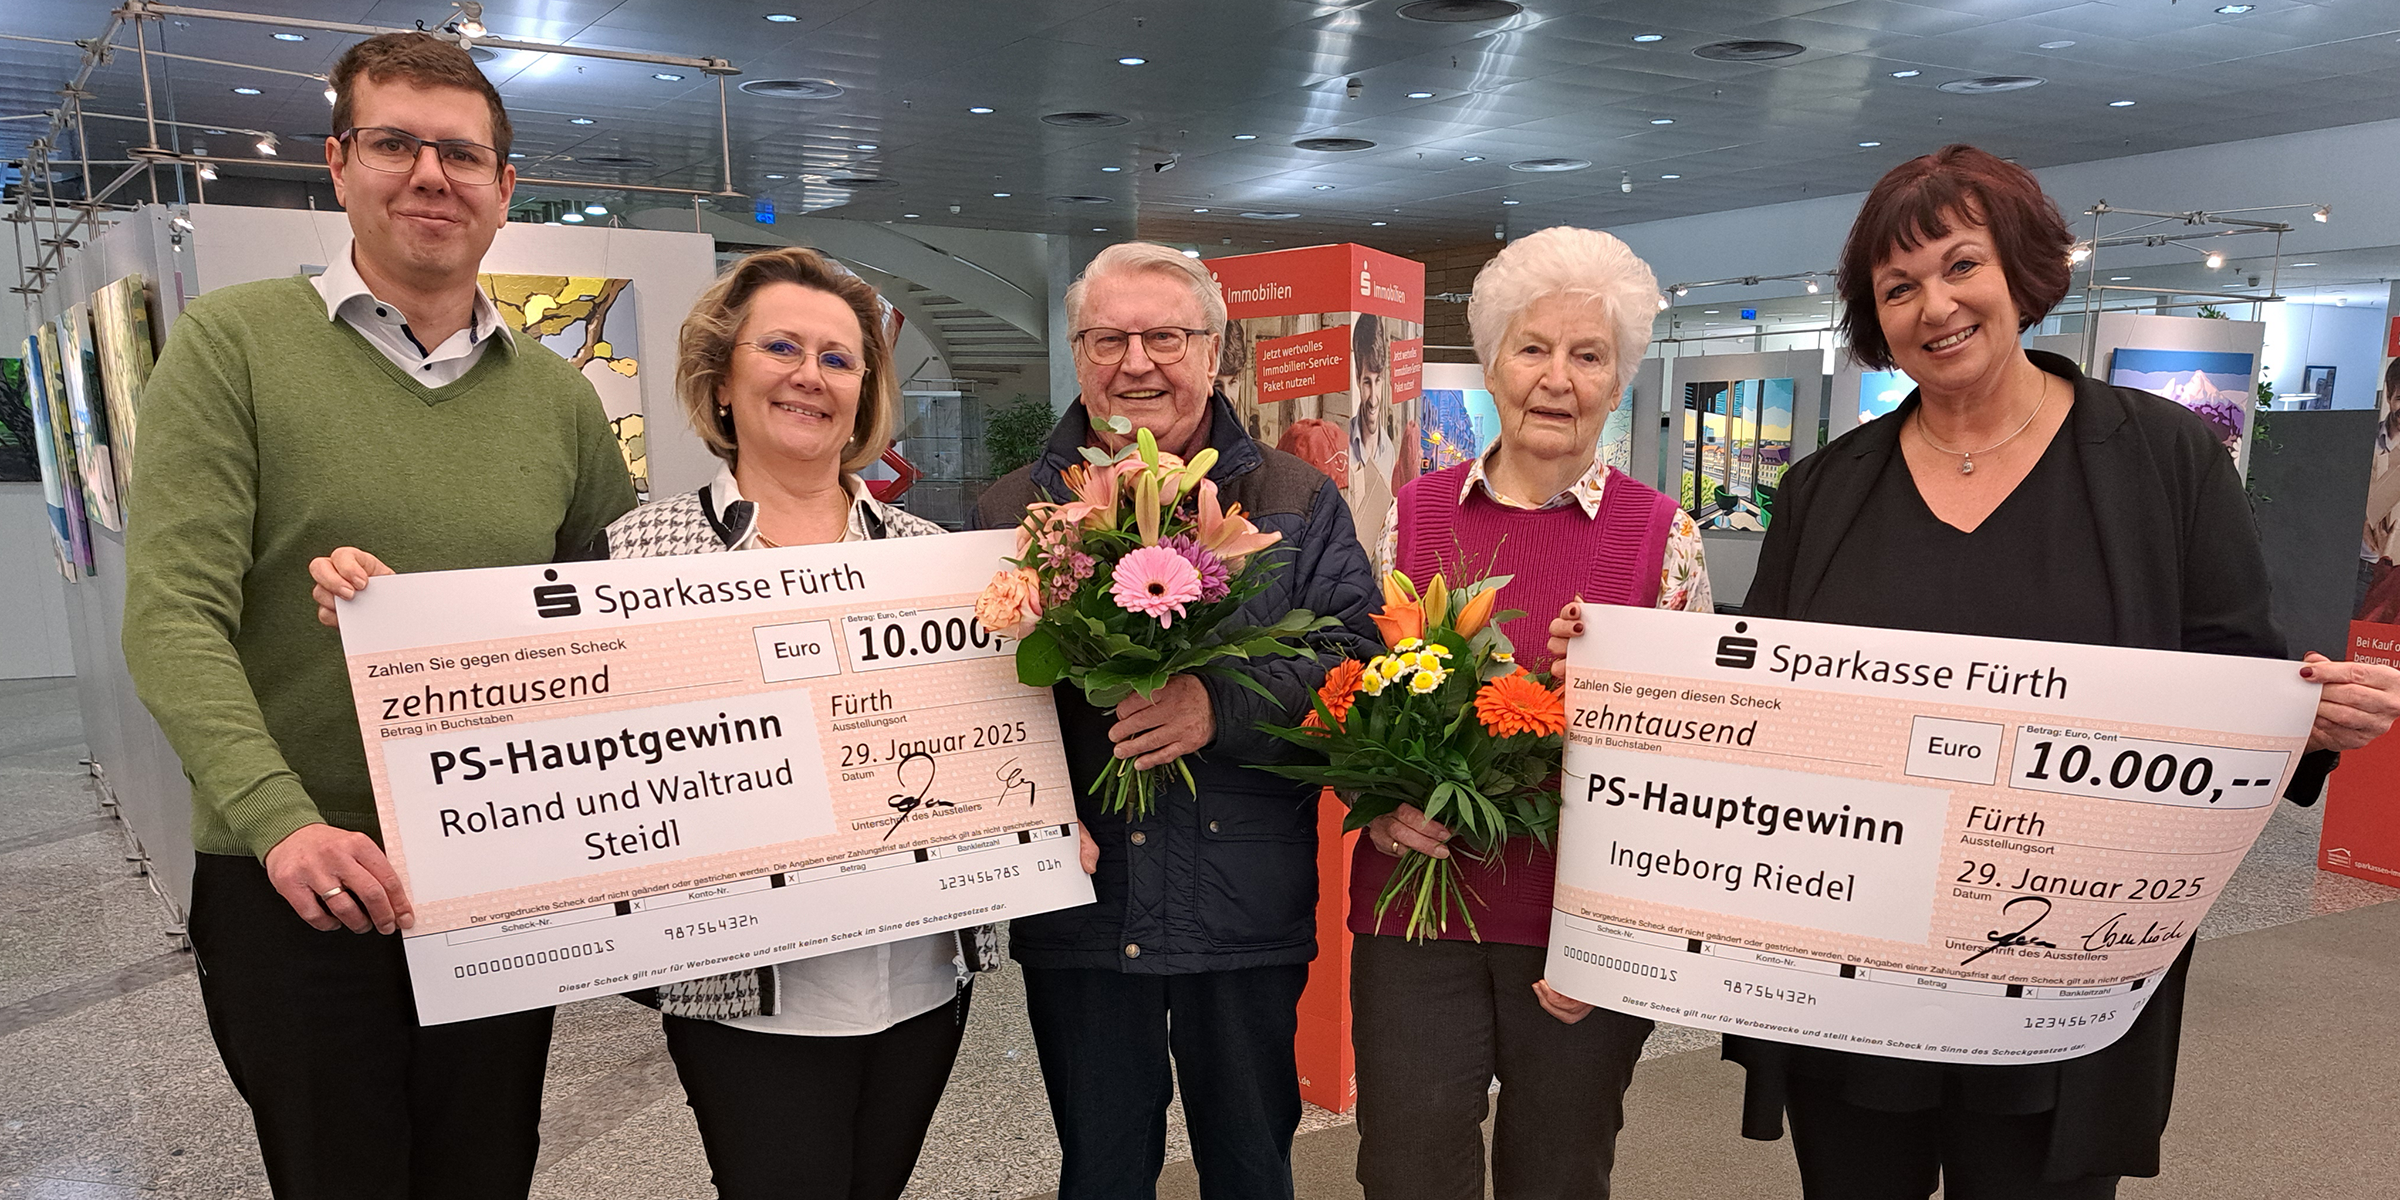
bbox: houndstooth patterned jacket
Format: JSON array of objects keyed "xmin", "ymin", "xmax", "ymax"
[{"xmin": 597, "ymin": 467, "xmax": 1003, "ymax": 1023}]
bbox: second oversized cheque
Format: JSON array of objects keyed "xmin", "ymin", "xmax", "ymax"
[
  {"xmin": 1544, "ymin": 606, "xmax": 2317, "ymax": 1065},
  {"xmin": 338, "ymin": 529, "xmax": 1092, "ymax": 1025}
]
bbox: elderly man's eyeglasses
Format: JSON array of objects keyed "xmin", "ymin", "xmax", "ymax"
[
  {"xmin": 1073, "ymin": 326, "xmax": 1212, "ymax": 366},
  {"xmin": 336, "ymin": 127, "xmax": 503, "ymax": 186},
  {"xmin": 738, "ymin": 337, "xmax": 865, "ymax": 377}
]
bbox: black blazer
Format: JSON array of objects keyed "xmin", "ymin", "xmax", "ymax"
[{"xmin": 1728, "ymin": 350, "xmax": 2334, "ymax": 1180}]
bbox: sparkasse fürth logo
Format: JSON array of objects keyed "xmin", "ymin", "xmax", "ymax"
[
  {"xmin": 533, "ymin": 569, "xmax": 581, "ymax": 618},
  {"xmin": 1715, "ymin": 620, "xmax": 1759, "ymax": 670}
]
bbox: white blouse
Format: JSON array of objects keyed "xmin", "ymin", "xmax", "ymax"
[{"xmin": 711, "ymin": 465, "xmax": 965, "ymax": 1037}]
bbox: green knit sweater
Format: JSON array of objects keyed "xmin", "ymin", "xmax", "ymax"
[{"xmin": 123, "ymin": 275, "xmax": 636, "ymax": 859}]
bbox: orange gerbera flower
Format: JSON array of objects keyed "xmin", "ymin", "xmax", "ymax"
[
  {"xmin": 1475, "ymin": 672, "xmax": 1566, "ymax": 738},
  {"xmin": 1304, "ymin": 659, "xmax": 1368, "ymax": 729}
]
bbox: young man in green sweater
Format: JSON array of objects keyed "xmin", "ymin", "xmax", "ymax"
[{"xmin": 121, "ymin": 33, "xmax": 634, "ymax": 1199}]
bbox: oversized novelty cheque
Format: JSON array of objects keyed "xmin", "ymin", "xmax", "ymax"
[
  {"xmin": 338, "ymin": 530, "xmax": 1092, "ymax": 1024},
  {"xmin": 1545, "ymin": 606, "xmax": 2317, "ymax": 1064}
]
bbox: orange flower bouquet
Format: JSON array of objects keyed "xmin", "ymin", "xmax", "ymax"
[{"xmin": 1257, "ymin": 571, "xmax": 1568, "ymax": 941}]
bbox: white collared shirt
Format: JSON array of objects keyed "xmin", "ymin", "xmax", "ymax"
[
  {"xmin": 707, "ymin": 463, "xmax": 965, "ymax": 1036},
  {"xmin": 310, "ymin": 246, "xmax": 512, "ymax": 387}
]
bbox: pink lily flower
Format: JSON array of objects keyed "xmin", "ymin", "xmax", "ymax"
[{"xmin": 1192, "ymin": 479, "xmax": 1281, "ymax": 568}]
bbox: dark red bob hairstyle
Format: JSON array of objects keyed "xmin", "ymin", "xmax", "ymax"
[{"xmin": 1836, "ymin": 145, "xmax": 2074, "ymax": 370}]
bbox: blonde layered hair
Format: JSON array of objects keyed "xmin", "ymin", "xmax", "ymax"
[{"xmin": 677, "ymin": 246, "xmax": 896, "ymax": 473}]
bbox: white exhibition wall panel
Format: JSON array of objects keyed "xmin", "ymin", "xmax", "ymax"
[
  {"xmin": 2262, "ymin": 301, "xmax": 2388, "ymax": 408},
  {"xmin": 0, "ymin": 484, "xmax": 76, "ymax": 678},
  {"xmin": 183, "ymin": 206, "xmax": 719, "ymax": 497}
]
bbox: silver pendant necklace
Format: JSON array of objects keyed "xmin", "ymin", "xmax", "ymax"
[{"xmin": 1917, "ymin": 379, "xmax": 2049, "ymax": 475}]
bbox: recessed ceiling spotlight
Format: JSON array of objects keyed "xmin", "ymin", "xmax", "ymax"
[
  {"xmin": 1891, "ymin": 69, "xmax": 1921, "ymax": 78},
  {"xmin": 1460, "ymin": 155, "xmax": 1486, "ymax": 162},
  {"xmin": 1501, "ymin": 198, "xmax": 1520, "ymax": 205},
  {"xmin": 1858, "ymin": 140, "xmax": 1882, "ymax": 147},
  {"xmin": 1117, "ymin": 56, "xmax": 1147, "ymax": 66},
  {"xmin": 561, "ymin": 212, "xmax": 585, "ymax": 222},
  {"xmin": 2110, "ymin": 275, "xmax": 2132, "ymax": 281},
  {"xmin": 2109, "ymin": 99, "xmax": 2136, "ymax": 107},
  {"xmin": 2216, "ymin": 4, "xmax": 2254, "ymax": 12},
  {"xmin": 232, "ymin": 86, "xmax": 262, "ymax": 95},
  {"xmin": 1093, "ymin": 226, "xmax": 1109, "ymax": 232},
  {"xmin": 1659, "ymin": 173, "xmax": 1682, "ymax": 179},
  {"xmin": 2289, "ymin": 261, "xmax": 2319, "ymax": 267},
  {"xmin": 992, "ymin": 191, "xmax": 1010, "ymax": 197},
  {"xmin": 653, "ymin": 73, "xmax": 684, "ymax": 82},
  {"xmin": 1407, "ymin": 90, "xmax": 1436, "ymax": 99},
  {"xmin": 1239, "ymin": 211, "xmax": 1303, "ymax": 220},
  {"xmin": 903, "ymin": 212, "xmax": 919, "ymax": 218},
  {"xmin": 1632, "ymin": 34, "xmax": 1664, "ymax": 43},
  {"xmin": 1312, "ymin": 184, "xmax": 1337, "ymax": 190},
  {"xmin": 855, "ymin": 143, "xmax": 877, "ymax": 150},
  {"xmin": 2038, "ymin": 40, "xmax": 2076, "ymax": 49},
  {"xmin": 508, "ymin": 151, "xmax": 526, "ymax": 159},
  {"xmin": 1232, "ymin": 133, "xmax": 1258, "ymax": 141},
  {"xmin": 583, "ymin": 203, "xmax": 607, "ymax": 215},
  {"xmin": 765, "ymin": 173, "xmax": 786, "ymax": 179},
  {"xmin": 569, "ymin": 117, "xmax": 595, "ymax": 125},
  {"xmin": 1650, "ymin": 118, "xmax": 1675, "ymax": 125},
  {"xmin": 968, "ymin": 106, "xmax": 994, "ymax": 114},
  {"xmin": 1100, "ymin": 165, "xmax": 1122, "ymax": 172},
  {"xmin": 272, "ymin": 31, "xmax": 307, "ymax": 41},
  {"xmin": 1703, "ymin": 309, "xmax": 1720, "ymax": 314},
  {"xmin": 1510, "ymin": 157, "xmax": 1591, "ymax": 172},
  {"xmin": 1939, "ymin": 76, "xmax": 2046, "ymax": 94},
  {"xmin": 765, "ymin": 13, "xmax": 799, "ymax": 22},
  {"xmin": 1371, "ymin": 220, "xmax": 1387, "ymax": 226},
  {"xmin": 1294, "ymin": 136, "xmax": 1377, "ymax": 151}
]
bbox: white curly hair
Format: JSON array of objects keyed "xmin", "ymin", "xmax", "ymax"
[{"xmin": 1467, "ymin": 226, "xmax": 1660, "ymax": 388}]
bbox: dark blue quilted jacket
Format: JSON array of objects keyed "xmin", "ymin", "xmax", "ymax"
[{"xmin": 971, "ymin": 392, "xmax": 1380, "ymax": 972}]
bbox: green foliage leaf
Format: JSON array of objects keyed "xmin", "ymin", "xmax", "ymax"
[{"xmin": 1016, "ymin": 626, "xmax": 1069, "ymax": 687}]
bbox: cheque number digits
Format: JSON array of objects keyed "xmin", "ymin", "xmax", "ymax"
[{"xmin": 2020, "ymin": 740, "xmax": 2220, "ymax": 803}]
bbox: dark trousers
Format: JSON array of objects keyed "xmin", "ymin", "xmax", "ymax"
[
  {"xmin": 661, "ymin": 986, "xmax": 971, "ymax": 1200},
  {"xmin": 1784, "ymin": 1074, "xmax": 2121, "ymax": 1199},
  {"xmin": 187, "ymin": 852, "xmax": 554, "ymax": 1200},
  {"xmin": 1350, "ymin": 935, "xmax": 1653, "ymax": 1200},
  {"xmin": 1022, "ymin": 963, "xmax": 1311, "ymax": 1200}
]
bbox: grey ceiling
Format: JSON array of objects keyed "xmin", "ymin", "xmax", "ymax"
[{"xmin": 4, "ymin": 0, "xmax": 2398, "ymax": 256}]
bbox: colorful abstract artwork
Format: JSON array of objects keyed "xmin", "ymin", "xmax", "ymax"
[
  {"xmin": 28, "ymin": 329, "xmax": 91, "ymax": 578},
  {"xmin": 91, "ymin": 274, "xmax": 155, "ymax": 503},
  {"xmin": 480, "ymin": 274, "xmax": 646, "ymax": 497},
  {"xmin": 0, "ymin": 358, "xmax": 35, "ymax": 483},
  {"xmin": 1681, "ymin": 377, "xmax": 1795, "ymax": 531},
  {"xmin": 57, "ymin": 304, "xmax": 122, "ymax": 532},
  {"xmin": 1859, "ymin": 369, "xmax": 1917, "ymax": 424},
  {"xmin": 2108, "ymin": 347, "xmax": 2255, "ymax": 459}
]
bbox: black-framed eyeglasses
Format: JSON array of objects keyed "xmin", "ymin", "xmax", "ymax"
[
  {"xmin": 738, "ymin": 336, "xmax": 866, "ymax": 377},
  {"xmin": 336, "ymin": 126, "xmax": 504, "ymax": 186},
  {"xmin": 1072, "ymin": 326, "xmax": 1212, "ymax": 366}
]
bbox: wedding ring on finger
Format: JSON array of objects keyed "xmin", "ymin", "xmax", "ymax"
[{"xmin": 321, "ymin": 886, "xmax": 347, "ymax": 900}]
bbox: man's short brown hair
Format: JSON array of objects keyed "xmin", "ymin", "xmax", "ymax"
[
  {"xmin": 1836, "ymin": 144, "xmax": 2072, "ymax": 371},
  {"xmin": 329, "ymin": 32, "xmax": 513, "ymax": 156}
]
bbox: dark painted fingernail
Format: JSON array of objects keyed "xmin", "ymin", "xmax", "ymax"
[{"xmin": 2301, "ymin": 667, "xmax": 2317, "ymax": 679}]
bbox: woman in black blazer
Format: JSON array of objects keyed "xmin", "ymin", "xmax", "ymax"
[{"xmin": 1557, "ymin": 144, "xmax": 2399, "ymax": 1198}]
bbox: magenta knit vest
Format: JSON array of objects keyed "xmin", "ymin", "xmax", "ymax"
[{"xmin": 1348, "ymin": 462, "xmax": 1680, "ymax": 946}]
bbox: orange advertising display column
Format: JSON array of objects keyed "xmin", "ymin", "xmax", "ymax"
[
  {"xmin": 1206, "ymin": 245, "xmax": 1425, "ymax": 1113},
  {"xmin": 2323, "ymin": 627, "xmax": 2400, "ymax": 886}
]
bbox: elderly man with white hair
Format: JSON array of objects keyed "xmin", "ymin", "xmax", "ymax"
[
  {"xmin": 972, "ymin": 241, "xmax": 1379, "ymax": 1200},
  {"xmin": 1354, "ymin": 226, "xmax": 1710, "ymax": 1200}
]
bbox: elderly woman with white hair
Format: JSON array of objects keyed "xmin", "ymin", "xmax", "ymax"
[{"xmin": 1354, "ymin": 226, "xmax": 1708, "ymax": 1200}]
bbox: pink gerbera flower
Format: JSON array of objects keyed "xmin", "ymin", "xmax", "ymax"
[{"xmin": 1111, "ymin": 545, "xmax": 1205, "ymax": 627}]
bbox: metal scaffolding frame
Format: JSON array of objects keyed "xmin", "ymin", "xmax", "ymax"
[{"xmin": 8, "ymin": 0, "xmax": 745, "ymax": 306}]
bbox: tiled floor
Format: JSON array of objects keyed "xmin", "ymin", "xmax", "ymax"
[{"xmin": 2, "ymin": 675, "xmax": 2393, "ymax": 1199}]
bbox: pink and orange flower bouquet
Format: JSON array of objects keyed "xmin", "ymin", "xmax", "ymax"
[
  {"xmin": 1258, "ymin": 571, "xmax": 1568, "ymax": 941},
  {"xmin": 975, "ymin": 422, "xmax": 1337, "ymax": 819}
]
